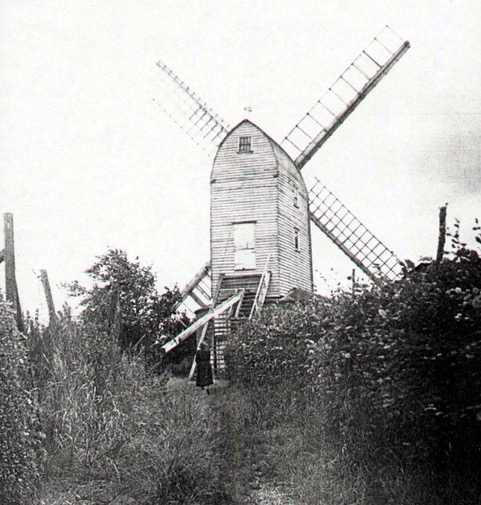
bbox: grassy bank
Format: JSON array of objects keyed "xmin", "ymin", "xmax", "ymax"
[
  {"xmin": 1, "ymin": 304, "xmax": 256, "ymax": 504},
  {"xmin": 220, "ymin": 381, "xmax": 481, "ymax": 505},
  {"xmin": 3, "ymin": 244, "xmax": 481, "ymax": 503}
]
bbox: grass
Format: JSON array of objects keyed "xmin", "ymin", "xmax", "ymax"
[
  {"xmin": 5, "ymin": 304, "xmax": 479, "ymax": 504},
  {"xmin": 35, "ymin": 354, "xmax": 481, "ymax": 504},
  {"xmin": 220, "ymin": 381, "xmax": 481, "ymax": 505},
  {"xmin": 24, "ymin": 315, "xmax": 240, "ymax": 505}
]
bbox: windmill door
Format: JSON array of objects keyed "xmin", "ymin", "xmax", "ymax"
[{"xmin": 233, "ymin": 222, "xmax": 256, "ymax": 271}]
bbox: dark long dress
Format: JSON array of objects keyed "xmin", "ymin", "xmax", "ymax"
[{"xmin": 196, "ymin": 348, "xmax": 213, "ymax": 387}]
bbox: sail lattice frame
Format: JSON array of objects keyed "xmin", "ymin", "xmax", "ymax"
[
  {"xmin": 282, "ymin": 26, "xmax": 410, "ymax": 169},
  {"xmin": 309, "ymin": 178, "xmax": 403, "ymax": 282},
  {"xmin": 154, "ymin": 60, "xmax": 230, "ymax": 156}
]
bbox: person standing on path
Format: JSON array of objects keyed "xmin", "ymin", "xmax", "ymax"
[{"xmin": 195, "ymin": 341, "xmax": 213, "ymax": 394}]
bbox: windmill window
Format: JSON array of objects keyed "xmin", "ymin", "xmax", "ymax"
[
  {"xmin": 294, "ymin": 228, "xmax": 300, "ymax": 251},
  {"xmin": 238, "ymin": 136, "xmax": 252, "ymax": 153},
  {"xmin": 293, "ymin": 187, "xmax": 300, "ymax": 208},
  {"xmin": 234, "ymin": 222, "xmax": 256, "ymax": 270}
]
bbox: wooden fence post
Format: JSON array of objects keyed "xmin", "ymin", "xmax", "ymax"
[
  {"xmin": 3, "ymin": 213, "xmax": 24, "ymax": 331},
  {"xmin": 39, "ymin": 269, "xmax": 58, "ymax": 327},
  {"xmin": 436, "ymin": 205, "xmax": 448, "ymax": 264}
]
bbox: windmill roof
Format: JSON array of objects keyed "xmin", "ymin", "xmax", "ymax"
[{"xmin": 219, "ymin": 119, "xmax": 307, "ymax": 192}]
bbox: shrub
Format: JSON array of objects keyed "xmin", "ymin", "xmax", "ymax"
[
  {"xmin": 65, "ymin": 249, "xmax": 190, "ymax": 362},
  {"xmin": 226, "ymin": 246, "xmax": 481, "ymax": 501},
  {"xmin": 0, "ymin": 298, "xmax": 41, "ymax": 505}
]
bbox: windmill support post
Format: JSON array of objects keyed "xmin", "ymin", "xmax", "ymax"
[
  {"xmin": 187, "ymin": 320, "xmax": 211, "ymax": 381},
  {"xmin": 2, "ymin": 213, "xmax": 24, "ymax": 331}
]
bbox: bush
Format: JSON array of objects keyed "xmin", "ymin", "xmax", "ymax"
[
  {"xmin": 0, "ymin": 298, "xmax": 41, "ymax": 505},
  {"xmin": 226, "ymin": 247, "xmax": 481, "ymax": 502},
  {"xmin": 65, "ymin": 249, "xmax": 190, "ymax": 363}
]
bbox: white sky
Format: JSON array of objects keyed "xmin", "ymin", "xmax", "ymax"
[{"xmin": 1, "ymin": 0, "xmax": 480, "ymax": 316}]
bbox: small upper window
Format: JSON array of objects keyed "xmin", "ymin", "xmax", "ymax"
[
  {"xmin": 238, "ymin": 136, "xmax": 252, "ymax": 153},
  {"xmin": 293, "ymin": 187, "xmax": 299, "ymax": 208},
  {"xmin": 294, "ymin": 228, "xmax": 300, "ymax": 251}
]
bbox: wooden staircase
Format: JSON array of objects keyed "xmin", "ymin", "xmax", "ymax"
[
  {"xmin": 162, "ymin": 271, "xmax": 271, "ymax": 379},
  {"xmin": 212, "ymin": 274, "xmax": 262, "ymax": 372}
]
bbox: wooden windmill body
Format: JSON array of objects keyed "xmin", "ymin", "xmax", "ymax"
[
  {"xmin": 211, "ymin": 120, "xmax": 313, "ymax": 302},
  {"xmin": 157, "ymin": 26, "xmax": 410, "ymax": 372}
]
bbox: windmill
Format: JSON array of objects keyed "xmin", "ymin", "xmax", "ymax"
[{"xmin": 155, "ymin": 26, "xmax": 410, "ymax": 370}]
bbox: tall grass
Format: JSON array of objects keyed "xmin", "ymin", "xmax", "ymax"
[
  {"xmin": 219, "ymin": 378, "xmax": 481, "ymax": 505},
  {"xmin": 28, "ymin": 312, "xmax": 136, "ymax": 470},
  {"xmin": 29, "ymin": 310, "xmax": 239, "ymax": 504}
]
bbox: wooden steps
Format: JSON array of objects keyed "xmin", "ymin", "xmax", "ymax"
[{"xmin": 212, "ymin": 274, "xmax": 262, "ymax": 373}]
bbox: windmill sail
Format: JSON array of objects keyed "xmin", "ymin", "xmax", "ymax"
[
  {"xmin": 175, "ymin": 262, "xmax": 212, "ymax": 317},
  {"xmin": 309, "ymin": 178, "xmax": 403, "ymax": 282},
  {"xmin": 282, "ymin": 26, "xmax": 410, "ymax": 169},
  {"xmin": 154, "ymin": 60, "xmax": 230, "ymax": 156},
  {"xmin": 154, "ymin": 27, "xmax": 409, "ymax": 286}
]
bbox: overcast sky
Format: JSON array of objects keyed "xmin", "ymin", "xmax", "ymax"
[{"xmin": 1, "ymin": 0, "xmax": 480, "ymax": 316}]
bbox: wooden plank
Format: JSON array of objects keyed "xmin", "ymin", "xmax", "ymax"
[
  {"xmin": 250, "ymin": 270, "xmax": 271, "ymax": 318},
  {"xmin": 15, "ymin": 283, "xmax": 24, "ymax": 332},
  {"xmin": 187, "ymin": 320, "xmax": 210, "ymax": 381},
  {"xmin": 161, "ymin": 290, "xmax": 244, "ymax": 353},
  {"xmin": 4, "ymin": 214, "xmax": 16, "ymax": 305},
  {"xmin": 436, "ymin": 205, "xmax": 447, "ymax": 263}
]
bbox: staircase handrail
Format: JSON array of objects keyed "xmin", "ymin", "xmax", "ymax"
[{"xmin": 249, "ymin": 256, "xmax": 271, "ymax": 319}]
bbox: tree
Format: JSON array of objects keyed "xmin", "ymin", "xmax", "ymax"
[{"xmin": 66, "ymin": 249, "xmax": 189, "ymax": 357}]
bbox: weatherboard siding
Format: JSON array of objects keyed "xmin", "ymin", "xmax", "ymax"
[
  {"xmin": 274, "ymin": 143, "xmax": 313, "ymax": 295},
  {"xmin": 210, "ymin": 119, "xmax": 312, "ymax": 300},
  {"xmin": 211, "ymin": 121, "xmax": 279, "ymax": 297}
]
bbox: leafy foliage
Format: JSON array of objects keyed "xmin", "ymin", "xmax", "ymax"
[
  {"xmin": 66, "ymin": 249, "xmax": 190, "ymax": 362},
  {"xmin": 226, "ymin": 244, "xmax": 481, "ymax": 501},
  {"xmin": 0, "ymin": 298, "xmax": 42, "ymax": 505}
]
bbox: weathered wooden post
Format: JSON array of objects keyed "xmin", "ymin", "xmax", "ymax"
[
  {"xmin": 2, "ymin": 213, "xmax": 24, "ymax": 331},
  {"xmin": 436, "ymin": 204, "xmax": 448, "ymax": 264},
  {"xmin": 39, "ymin": 269, "xmax": 58, "ymax": 327}
]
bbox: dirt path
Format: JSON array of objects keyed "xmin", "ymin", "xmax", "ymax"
[
  {"xmin": 39, "ymin": 376, "xmax": 300, "ymax": 504},
  {"xmin": 167, "ymin": 377, "xmax": 300, "ymax": 504}
]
